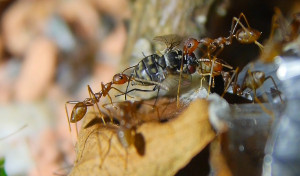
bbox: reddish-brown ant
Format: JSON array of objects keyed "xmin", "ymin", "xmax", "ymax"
[
  {"xmin": 224, "ymin": 68, "xmax": 283, "ymax": 103},
  {"xmin": 65, "ymin": 73, "xmax": 132, "ymax": 135},
  {"xmin": 184, "ymin": 13, "xmax": 263, "ymax": 61},
  {"xmin": 182, "ymin": 13, "xmax": 264, "ymax": 95}
]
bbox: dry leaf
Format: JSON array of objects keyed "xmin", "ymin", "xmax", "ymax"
[{"xmin": 69, "ymin": 99, "xmax": 216, "ymax": 176}]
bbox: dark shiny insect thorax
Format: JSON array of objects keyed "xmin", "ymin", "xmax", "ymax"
[{"xmin": 163, "ymin": 49, "xmax": 183, "ymax": 72}]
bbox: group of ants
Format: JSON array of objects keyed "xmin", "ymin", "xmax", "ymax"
[{"xmin": 65, "ymin": 9, "xmax": 300, "ymax": 159}]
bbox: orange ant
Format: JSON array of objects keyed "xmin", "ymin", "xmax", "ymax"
[
  {"xmin": 224, "ymin": 68, "xmax": 283, "ymax": 103},
  {"xmin": 182, "ymin": 13, "xmax": 264, "ymax": 95},
  {"xmin": 65, "ymin": 73, "xmax": 131, "ymax": 135},
  {"xmin": 184, "ymin": 13, "xmax": 263, "ymax": 60}
]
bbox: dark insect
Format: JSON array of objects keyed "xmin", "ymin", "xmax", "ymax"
[{"xmin": 122, "ymin": 34, "xmax": 196, "ymax": 102}]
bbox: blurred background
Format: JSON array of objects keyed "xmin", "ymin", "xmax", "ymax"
[{"xmin": 0, "ymin": 0, "xmax": 299, "ymax": 175}]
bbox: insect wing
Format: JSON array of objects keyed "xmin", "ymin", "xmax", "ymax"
[{"xmin": 153, "ymin": 34, "xmax": 184, "ymax": 50}]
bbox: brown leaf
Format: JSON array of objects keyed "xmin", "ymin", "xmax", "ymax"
[{"xmin": 69, "ymin": 99, "xmax": 216, "ymax": 176}]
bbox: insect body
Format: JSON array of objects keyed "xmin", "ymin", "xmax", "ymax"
[
  {"xmin": 132, "ymin": 49, "xmax": 183, "ymax": 84},
  {"xmin": 124, "ymin": 35, "xmax": 196, "ymax": 100}
]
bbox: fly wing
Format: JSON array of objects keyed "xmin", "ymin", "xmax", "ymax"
[
  {"xmin": 161, "ymin": 74, "xmax": 192, "ymax": 91},
  {"xmin": 153, "ymin": 34, "xmax": 184, "ymax": 50}
]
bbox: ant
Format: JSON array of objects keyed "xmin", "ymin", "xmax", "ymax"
[
  {"xmin": 224, "ymin": 68, "xmax": 283, "ymax": 103},
  {"xmin": 75, "ymin": 100, "xmax": 157, "ymax": 170},
  {"xmin": 65, "ymin": 73, "xmax": 132, "ymax": 135},
  {"xmin": 184, "ymin": 13, "xmax": 263, "ymax": 59},
  {"xmin": 100, "ymin": 100, "xmax": 158, "ymax": 168},
  {"xmin": 182, "ymin": 13, "xmax": 264, "ymax": 95}
]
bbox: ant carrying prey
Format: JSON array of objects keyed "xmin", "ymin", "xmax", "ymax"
[{"xmin": 181, "ymin": 13, "xmax": 264, "ymax": 95}]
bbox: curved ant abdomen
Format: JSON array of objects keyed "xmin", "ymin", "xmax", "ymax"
[{"xmin": 70, "ymin": 102, "xmax": 89, "ymax": 123}]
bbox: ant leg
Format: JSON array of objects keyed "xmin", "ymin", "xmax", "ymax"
[
  {"xmin": 200, "ymin": 76, "xmax": 206, "ymax": 89},
  {"xmin": 230, "ymin": 13, "xmax": 252, "ymax": 37},
  {"xmin": 106, "ymin": 93, "xmax": 117, "ymax": 114},
  {"xmin": 101, "ymin": 103, "xmax": 116, "ymax": 122},
  {"xmin": 65, "ymin": 100, "xmax": 85, "ymax": 137},
  {"xmin": 265, "ymin": 76, "xmax": 283, "ymax": 102},
  {"xmin": 154, "ymin": 86, "xmax": 160, "ymax": 106},
  {"xmin": 207, "ymin": 55, "xmax": 216, "ymax": 95},
  {"xmin": 254, "ymin": 41, "xmax": 264, "ymax": 51},
  {"xmin": 121, "ymin": 66, "xmax": 136, "ymax": 74},
  {"xmin": 110, "ymin": 87, "xmax": 134, "ymax": 99},
  {"xmin": 125, "ymin": 75, "xmax": 133, "ymax": 100},
  {"xmin": 253, "ymin": 89, "xmax": 257, "ymax": 103},
  {"xmin": 65, "ymin": 100, "xmax": 83, "ymax": 135},
  {"xmin": 212, "ymin": 45, "xmax": 224, "ymax": 59},
  {"xmin": 177, "ymin": 54, "xmax": 186, "ymax": 107},
  {"xmin": 222, "ymin": 67, "xmax": 239, "ymax": 97},
  {"xmin": 98, "ymin": 132, "xmax": 114, "ymax": 168},
  {"xmin": 133, "ymin": 78, "xmax": 169, "ymax": 91},
  {"xmin": 253, "ymin": 89, "xmax": 275, "ymax": 119},
  {"xmin": 65, "ymin": 101, "xmax": 73, "ymax": 132},
  {"xmin": 239, "ymin": 13, "xmax": 251, "ymax": 28},
  {"xmin": 142, "ymin": 101, "xmax": 161, "ymax": 120},
  {"xmin": 88, "ymin": 85, "xmax": 106, "ymax": 125},
  {"xmin": 115, "ymin": 88, "xmax": 157, "ymax": 98}
]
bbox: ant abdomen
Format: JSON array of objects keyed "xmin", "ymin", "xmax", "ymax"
[
  {"xmin": 117, "ymin": 127, "xmax": 133, "ymax": 148},
  {"xmin": 70, "ymin": 102, "xmax": 87, "ymax": 123},
  {"xmin": 117, "ymin": 126, "xmax": 146, "ymax": 156},
  {"xmin": 235, "ymin": 28, "xmax": 262, "ymax": 44},
  {"xmin": 243, "ymin": 71, "xmax": 265, "ymax": 90}
]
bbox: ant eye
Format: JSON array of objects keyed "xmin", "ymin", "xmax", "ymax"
[{"xmin": 188, "ymin": 43, "xmax": 193, "ymax": 48}]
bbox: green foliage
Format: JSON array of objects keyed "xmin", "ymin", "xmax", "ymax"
[{"xmin": 0, "ymin": 158, "xmax": 7, "ymax": 176}]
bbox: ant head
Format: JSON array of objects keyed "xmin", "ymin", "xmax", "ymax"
[
  {"xmin": 183, "ymin": 38, "xmax": 199, "ymax": 55},
  {"xmin": 113, "ymin": 73, "xmax": 129, "ymax": 84}
]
